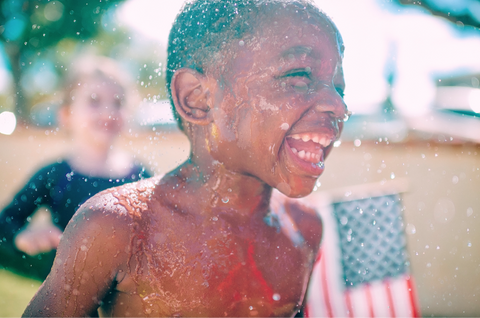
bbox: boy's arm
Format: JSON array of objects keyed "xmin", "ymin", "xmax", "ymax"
[{"xmin": 23, "ymin": 193, "xmax": 130, "ymax": 317}]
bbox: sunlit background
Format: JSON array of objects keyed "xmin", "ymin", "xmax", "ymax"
[{"xmin": 0, "ymin": 0, "xmax": 479, "ymax": 316}]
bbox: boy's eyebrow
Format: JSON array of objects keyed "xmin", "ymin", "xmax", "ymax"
[{"xmin": 281, "ymin": 46, "xmax": 313, "ymax": 58}]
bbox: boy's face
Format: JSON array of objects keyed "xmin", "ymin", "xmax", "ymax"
[{"xmin": 206, "ymin": 10, "xmax": 347, "ymax": 198}]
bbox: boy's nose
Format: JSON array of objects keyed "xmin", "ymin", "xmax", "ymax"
[{"xmin": 311, "ymin": 84, "xmax": 348, "ymax": 120}]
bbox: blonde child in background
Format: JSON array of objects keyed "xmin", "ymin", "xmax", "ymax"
[{"xmin": 0, "ymin": 55, "xmax": 150, "ymax": 280}]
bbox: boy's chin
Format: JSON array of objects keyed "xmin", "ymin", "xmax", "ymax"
[{"xmin": 275, "ymin": 180, "xmax": 316, "ymax": 198}]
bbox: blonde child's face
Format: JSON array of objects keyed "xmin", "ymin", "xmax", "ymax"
[
  {"xmin": 65, "ymin": 77, "xmax": 126, "ymax": 146},
  {"xmin": 206, "ymin": 11, "xmax": 347, "ymax": 197}
]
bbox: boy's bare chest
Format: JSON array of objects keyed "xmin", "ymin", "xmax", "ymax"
[{"xmin": 109, "ymin": 215, "xmax": 315, "ymax": 317}]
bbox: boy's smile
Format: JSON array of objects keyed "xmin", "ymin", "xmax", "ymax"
[{"xmin": 206, "ymin": 10, "xmax": 347, "ymax": 197}]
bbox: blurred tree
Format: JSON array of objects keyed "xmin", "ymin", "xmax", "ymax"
[
  {"xmin": 0, "ymin": 0, "xmax": 125, "ymax": 120},
  {"xmin": 396, "ymin": 0, "xmax": 480, "ymax": 28}
]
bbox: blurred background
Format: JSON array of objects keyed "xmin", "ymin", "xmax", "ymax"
[{"xmin": 0, "ymin": 0, "xmax": 479, "ymax": 316}]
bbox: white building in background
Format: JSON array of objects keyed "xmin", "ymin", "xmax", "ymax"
[{"xmin": 317, "ymin": 0, "xmax": 480, "ymax": 117}]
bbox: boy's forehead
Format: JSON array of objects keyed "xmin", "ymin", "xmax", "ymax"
[{"xmin": 253, "ymin": 12, "xmax": 342, "ymax": 59}]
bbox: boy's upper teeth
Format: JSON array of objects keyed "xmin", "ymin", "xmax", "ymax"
[{"xmin": 290, "ymin": 134, "xmax": 332, "ymax": 147}]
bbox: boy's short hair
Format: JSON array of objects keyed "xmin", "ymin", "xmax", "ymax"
[{"xmin": 166, "ymin": 0, "xmax": 326, "ymax": 131}]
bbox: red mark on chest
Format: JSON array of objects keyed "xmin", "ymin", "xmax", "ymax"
[{"xmin": 216, "ymin": 240, "xmax": 274, "ymax": 304}]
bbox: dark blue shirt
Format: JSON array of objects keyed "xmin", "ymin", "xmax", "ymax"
[{"xmin": 0, "ymin": 160, "xmax": 150, "ymax": 244}]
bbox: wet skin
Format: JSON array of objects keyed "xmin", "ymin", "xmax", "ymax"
[
  {"xmin": 197, "ymin": 10, "xmax": 347, "ymax": 199},
  {"xmin": 23, "ymin": 9, "xmax": 346, "ymax": 318}
]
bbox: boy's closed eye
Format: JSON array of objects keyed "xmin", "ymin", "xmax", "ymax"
[
  {"xmin": 278, "ymin": 68, "xmax": 312, "ymax": 93},
  {"xmin": 282, "ymin": 68, "xmax": 312, "ymax": 79},
  {"xmin": 278, "ymin": 69, "xmax": 345, "ymax": 99}
]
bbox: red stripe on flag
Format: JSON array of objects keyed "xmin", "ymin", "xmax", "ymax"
[
  {"xmin": 345, "ymin": 289, "xmax": 354, "ymax": 318},
  {"xmin": 304, "ymin": 302, "xmax": 310, "ymax": 318},
  {"xmin": 365, "ymin": 284, "xmax": 374, "ymax": 318},
  {"xmin": 406, "ymin": 276, "xmax": 420, "ymax": 317},
  {"xmin": 385, "ymin": 280, "xmax": 396, "ymax": 318},
  {"xmin": 320, "ymin": 250, "xmax": 333, "ymax": 318}
]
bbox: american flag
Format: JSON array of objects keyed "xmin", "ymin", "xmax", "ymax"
[{"xmin": 304, "ymin": 191, "xmax": 420, "ymax": 317}]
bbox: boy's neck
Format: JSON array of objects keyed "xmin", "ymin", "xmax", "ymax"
[{"xmin": 166, "ymin": 158, "xmax": 273, "ymax": 220}]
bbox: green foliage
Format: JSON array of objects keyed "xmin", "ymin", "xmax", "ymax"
[
  {"xmin": 0, "ymin": 0, "xmax": 125, "ymax": 49},
  {"xmin": 0, "ymin": 0, "xmax": 126, "ymax": 118}
]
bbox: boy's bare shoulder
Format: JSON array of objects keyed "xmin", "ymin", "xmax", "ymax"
[
  {"xmin": 66, "ymin": 175, "xmax": 163, "ymax": 246},
  {"xmin": 272, "ymin": 191, "xmax": 323, "ymax": 251},
  {"xmin": 80, "ymin": 175, "xmax": 163, "ymax": 219},
  {"xmin": 287, "ymin": 197, "xmax": 323, "ymax": 251}
]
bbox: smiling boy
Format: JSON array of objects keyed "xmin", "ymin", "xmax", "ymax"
[{"xmin": 24, "ymin": 0, "xmax": 348, "ymax": 317}]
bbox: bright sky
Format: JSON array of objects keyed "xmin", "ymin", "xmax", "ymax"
[{"xmin": 118, "ymin": 0, "xmax": 480, "ymax": 117}]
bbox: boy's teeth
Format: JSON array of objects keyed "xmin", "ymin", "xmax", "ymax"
[
  {"xmin": 320, "ymin": 137, "xmax": 326, "ymax": 146},
  {"xmin": 290, "ymin": 146, "xmax": 323, "ymax": 164},
  {"xmin": 289, "ymin": 134, "xmax": 332, "ymax": 147}
]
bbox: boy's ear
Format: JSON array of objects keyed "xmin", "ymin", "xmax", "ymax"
[{"xmin": 171, "ymin": 68, "xmax": 212, "ymax": 126}]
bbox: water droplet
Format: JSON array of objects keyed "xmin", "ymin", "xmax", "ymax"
[
  {"xmin": 239, "ymin": 40, "xmax": 245, "ymax": 46},
  {"xmin": 390, "ymin": 172, "xmax": 395, "ymax": 179},
  {"xmin": 221, "ymin": 197, "xmax": 229, "ymax": 203},
  {"xmin": 467, "ymin": 241, "xmax": 472, "ymax": 247},
  {"xmin": 340, "ymin": 216, "xmax": 348, "ymax": 225},
  {"xmin": 354, "ymin": 139, "xmax": 361, "ymax": 147},
  {"xmin": 249, "ymin": 306, "xmax": 253, "ymax": 310},
  {"xmin": 405, "ymin": 223, "xmax": 416, "ymax": 235},
  {"xmin": 212, "ymin": 216, "xmax": 218, "ymax": 222},
  {"xmin": 280, "ymin": 123, "xmax": 289, "ymax": 130},
  {"xmin": 273, "ymin": 293, "xmax": 281, "ymax": 301},
  {"xmin": 452, "ymin": 175, "xmax": 459, "ymax": 184},
  {"xmin": 467, "ymin": 207, "xmax": 473, "ymax": 217}
]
